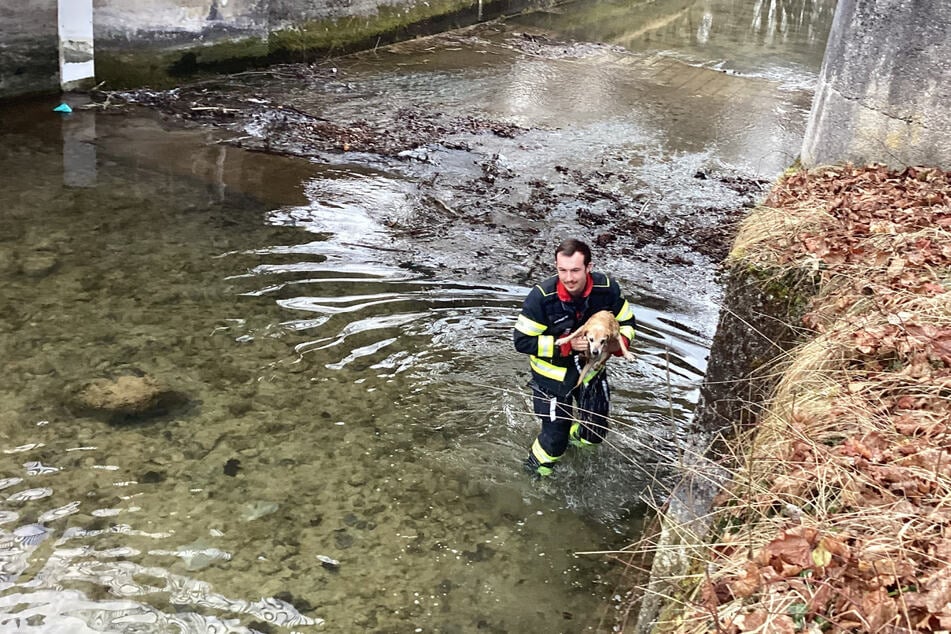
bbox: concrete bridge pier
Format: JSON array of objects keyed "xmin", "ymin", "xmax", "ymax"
[{"xmin": 801, "ymin": 0, "xmax": 951, "ymax": 169}]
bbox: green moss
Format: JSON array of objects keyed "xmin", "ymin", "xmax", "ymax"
[
  {"xmin": 96, "ymin": 36, "xmax": 270, "ymax": 90},
  {"xmin": 269, "ymin": 0, "xmax": 472, "ymax": 54},
  {"xmin": 737, "ymin": 262, "xmax": 818, "ymax": 326},
  {"xmin": 96, "ymin": 51, "xmax": 174, "ymax": 89}
]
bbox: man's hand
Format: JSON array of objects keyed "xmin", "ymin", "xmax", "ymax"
[{"xmin": 570, "ymin": 337, "xmax": 589, "ymax": 353}]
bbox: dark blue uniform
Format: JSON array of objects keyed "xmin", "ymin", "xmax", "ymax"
[{"xmin": 513, "ymin": 272, "xmax": 636, "ymax": 476}]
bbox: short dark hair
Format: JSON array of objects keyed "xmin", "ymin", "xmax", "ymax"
[{"xmin": 555, "ymin": 238, "xmax": 592, "ymax": 265}]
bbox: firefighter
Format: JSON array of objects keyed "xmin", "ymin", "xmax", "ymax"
[{"xmin": 513, "ymin": 238, "xmax": 637, "ymax": 477}]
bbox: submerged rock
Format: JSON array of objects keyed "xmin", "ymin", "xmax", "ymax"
[
  {"xmin": 19, "ymin": 252, "xmax": 59, "ymax": 278},
  {"xmin": 70, "ymin": 374, "xmax": 183, "ymax": 422}
]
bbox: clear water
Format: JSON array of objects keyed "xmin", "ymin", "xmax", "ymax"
[{"xmin": 0, "ymin": 0, "xmax": 834, "ymax": 631}]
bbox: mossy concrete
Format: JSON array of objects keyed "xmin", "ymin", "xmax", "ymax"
[
  {"xmin": 634, "ymin": 251, "xmax": 818, "ymax": 633},
  {"xmin": 2, "ymin": 0, "xmax": 542, "ymax": 96},
  {"xmin": 690, "ymin": 260, "xmax": 816, "ymax": 437},
  {"xmin": 95, "ymin": 37, "xmax": 272, "ymax": 90},
  {"xmin": 0, "ymin": 0, "xmax": 58, "ymax": 99},
  {"xmin": 94, "ymin": 0, "xmax": 537, "ymax": 90}
]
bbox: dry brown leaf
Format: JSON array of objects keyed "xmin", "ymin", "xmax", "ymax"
[
  {"xmin": 762, "ymin": 529, "xmax": 817, "ymax": 571},
  {"xmin": 833, "ymin": 618, "xmax": 866, "ymax": 630},
  {"xmin": 925, "ymin": 574, "xmax": 951, "ymax": 613},
  {"xmin": 861, "ymin": 588, "xmax": 899, "ymax": 632},
  {"xmin": 727, "ymin": 560, "xmax": 764, "ymax": 600},
  {"xmin": 820, "ymin": 535, "xmax": 851, "ymax": 565},
  {"xmin": 733, "ymin": 609, "xmax": 767, "ymax": 631},
  {"xmin": 933, "ymin": 539, "xmax": 951, "ymax": 562}
]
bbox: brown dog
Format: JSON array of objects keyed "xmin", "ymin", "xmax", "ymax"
[{"xmin": 555, "ymin": 310, "xmax": 635, "ymax": 387}]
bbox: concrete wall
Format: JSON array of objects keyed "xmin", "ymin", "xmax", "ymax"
[
  {"xmin": 0, "ymin": 1, "xmax": 59, "ymax": 98},
  {"xmin": 801, "ymin": 0, "xmax": 951, "ymax": 169},
  {"xmin": 92, "ymin": 0, "xmax": 531, "ymax": 89},
  {"xmin": 1, "ymin": 0, "xmax": 532, "ymax": 98},
  {"xmin": 93, "ymin": 0, "xmax": 270, "ymax": 44}
]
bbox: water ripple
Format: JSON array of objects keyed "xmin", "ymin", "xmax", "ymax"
[
  {"xmin": 23, "ymin": 461, "xmax": 61, "ymax": 476},
  {"xmin": 3, "ymin": 443, "xmax": 45, "ymax": 454},
  {"xmin": 12, "ymin": 524, "xmax": 49, "ymax": 547},
  {"xmin": 7, "ymin": 488, "xmax": 53, "ymax": 503},
  {"xmin": 0, "ymin": 478, "xmax": 23, "ymax": 491}
]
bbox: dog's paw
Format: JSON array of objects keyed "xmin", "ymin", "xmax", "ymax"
[
  {"xmin": 623, "ymin": 351, "xmax": 636, "ymax": 361},
  {"xmin": 554, "ymin": 336, "xmax": 572, "ymax": 346}
]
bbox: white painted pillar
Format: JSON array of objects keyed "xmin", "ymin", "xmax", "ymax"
[{"xmin": 58, "ymin": 0, "xmax": 95, "ymax": 90}]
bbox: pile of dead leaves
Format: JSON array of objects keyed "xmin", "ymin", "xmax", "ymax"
[{"xmin": 661, "ymin": 164, "xmax": 951, "ymax": 634}]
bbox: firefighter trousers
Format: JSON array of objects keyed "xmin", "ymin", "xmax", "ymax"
[{"xmin": 525, "ymin": 372, "xmax": 610, "ymax": 475}]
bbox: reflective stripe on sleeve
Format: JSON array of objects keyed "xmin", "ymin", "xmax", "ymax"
[
  {"xmin": 529, "ymin": 356, "xmax": 568, "ymax": 382},
  {"xmin": 515, "ymin": 314, "xmax": 547, "ymax": 336},
  {"xmin": 619, "ymin": 325, "xmax": 635, "ymax": 341},
  {"xmin": 616, "ymin": 300, "xmax": 636, "ymax": 323},
  {"xmin": 537, "ymin": 335, "xmax": 554, "ymax": 357}
]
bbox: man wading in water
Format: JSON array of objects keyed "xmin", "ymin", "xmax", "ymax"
[{"xmin": 513, "ymin": 238, "xmax": 637, "ymax": 477}]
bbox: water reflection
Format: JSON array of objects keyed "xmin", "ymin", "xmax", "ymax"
[
  {"xmin": 511, "ymin": 0, "xmax": 837, "ymax": 83},
  {"xmin": 0, "ymin": 443, "xmax": 315, "ymax": 632},
  {"xmin": 62, "ymin": 113, "xmax": 97, "ymax": 188}
]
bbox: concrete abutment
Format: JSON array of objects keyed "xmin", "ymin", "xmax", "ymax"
[
  {"xmin": 801, "ymin": 0, "xmax": 951, "ymax": 169},
  {"xmin": 1, "ymin": 0, "xmax": 541, "ymax": 98}
]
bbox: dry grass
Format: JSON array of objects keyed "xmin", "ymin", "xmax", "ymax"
[{"xmin": 641, "ymin": 164, "xmax": 951, "ymax": 634}]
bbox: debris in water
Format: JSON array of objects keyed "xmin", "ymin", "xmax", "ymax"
[
  {"xmin": 223, "ymin": 458, "xmax": 241, "ymax": 476},
  {"xmin": 316, "ymin": 554, "xmax": 340, "ymax": 570},
  {"xmin": 241, "ymin": 500, "xmax": 279, "ymax": 521}
]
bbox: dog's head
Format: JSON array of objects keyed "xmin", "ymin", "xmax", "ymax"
[{"xmin": 585, "ymin": 322, "xmax": 613, "ymax": 357}]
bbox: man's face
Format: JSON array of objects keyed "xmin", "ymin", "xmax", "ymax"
[{"xmin": 556, "ymin": 251, "xmax": 592, "ymax": 298}]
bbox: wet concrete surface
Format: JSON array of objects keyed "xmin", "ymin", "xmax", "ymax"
[{"xmin": 0, "ymin": 0, "xmax": 835, "ymax": 631}]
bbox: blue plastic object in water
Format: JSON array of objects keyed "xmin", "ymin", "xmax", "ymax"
[{"xmin": 53, "ymin": 103, "xmax": 73, "ymax": 113}]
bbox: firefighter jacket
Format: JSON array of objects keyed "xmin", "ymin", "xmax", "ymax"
[{"xmin": 513, "ymin": 272, "xmax": 636, "ymax": 397}]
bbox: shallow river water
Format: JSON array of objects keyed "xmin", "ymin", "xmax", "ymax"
[{"xmin": 0, "ymin": 0, "xmax": 834, "ymax": 631}]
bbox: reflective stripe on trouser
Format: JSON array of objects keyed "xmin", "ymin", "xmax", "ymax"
[
  {"xmin": 527, "ymin": 373, "xmax": 611, "ymax": 470},
  {"xmin": 530, "ymin": 384, "xmax": 574, "ymax": 465}
]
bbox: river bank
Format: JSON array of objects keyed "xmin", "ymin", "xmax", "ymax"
[{"xmin": 649, "ymin": 164, "xmax": 951, "ymax": 633}]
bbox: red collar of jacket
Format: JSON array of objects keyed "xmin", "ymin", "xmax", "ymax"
[{"xmin": 556, "ymin": 274, "xmax": 593, "ymax": 302}]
